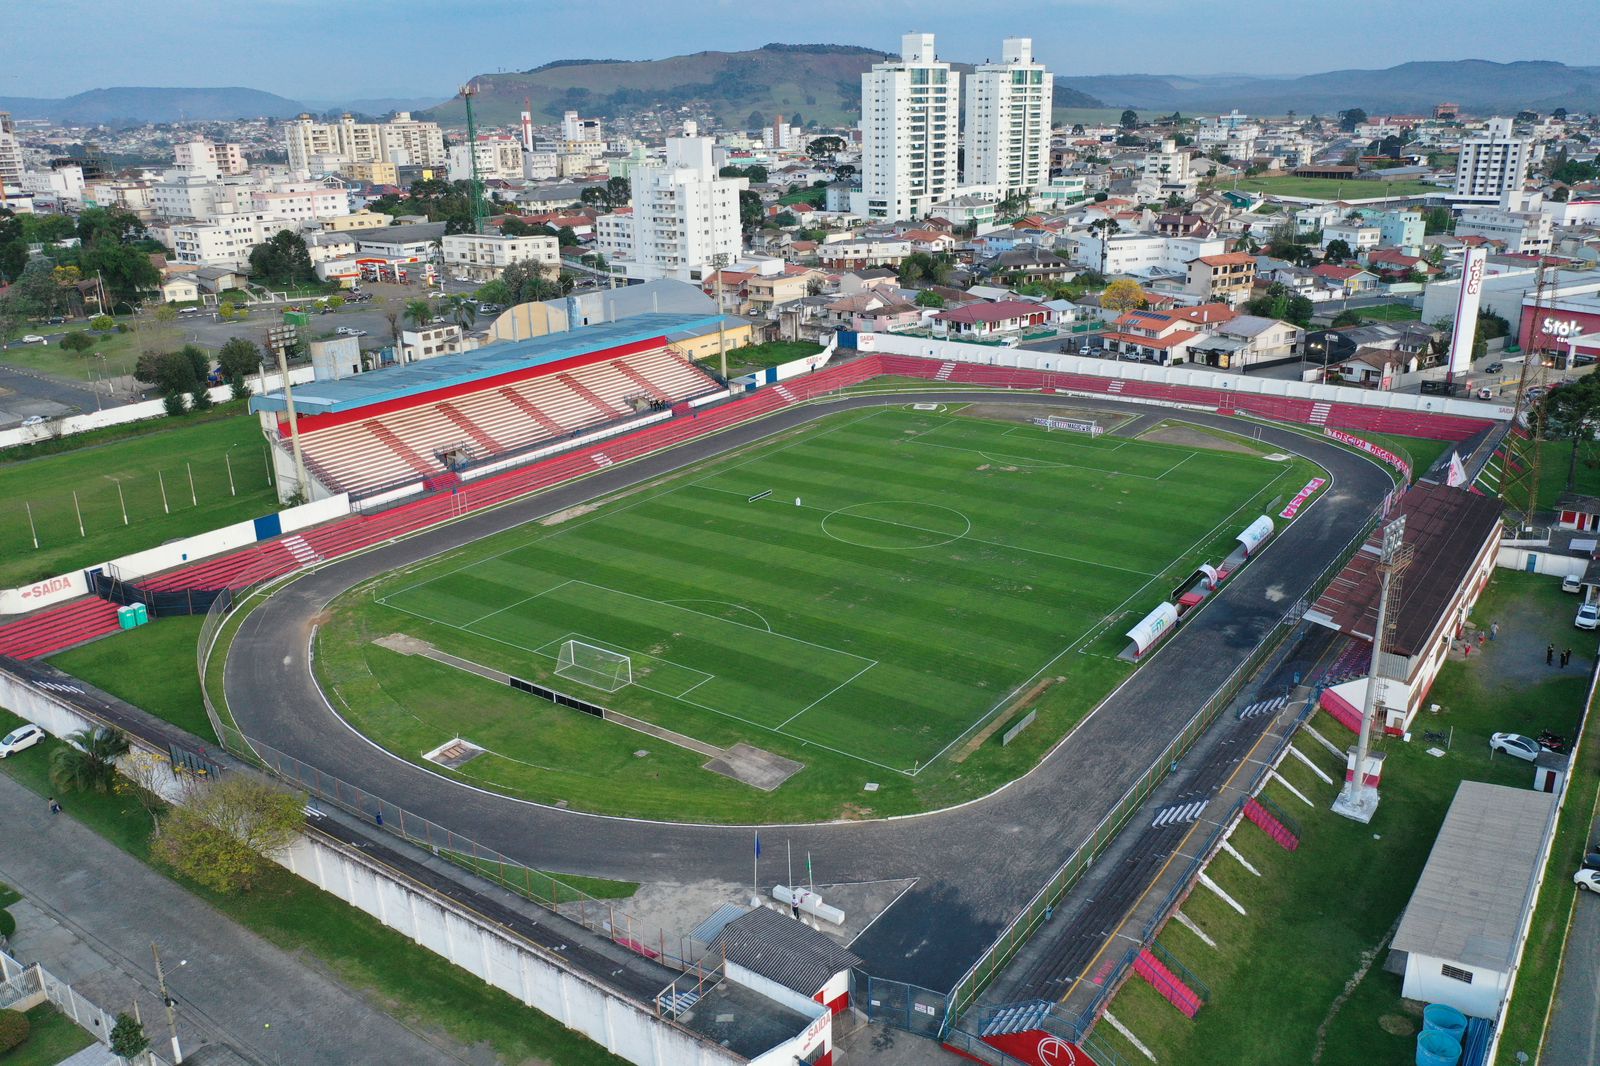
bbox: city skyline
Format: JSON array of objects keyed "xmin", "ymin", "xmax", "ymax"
[{"xmin": 3, "ymin": 0, "xmax": 1598, "ymax": 101}]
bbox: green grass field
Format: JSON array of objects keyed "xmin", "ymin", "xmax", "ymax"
[
  {"xmin": 1221, "ymin": 176, "xmax": 1444, "ymax": 200},
  {"xmin": 1356, "ymin": 303, "xmax": 1423, "ymax": 322},
  {"xmin": 720, "ymin": 340, "xmax": 825, "ymax": 375},
  {"xmin": 0, "ymin": 1005, "xmax": 95, "ymax": 1066},
  {"xmin": 316, "ymin": 406, "xmax": 1322, "ymax": 821},
  {"xmin": 1091, "ymin": 572, "xmax": 1590, "ymax": 1066},
  {"xmin": 0, "ymin": 411, "xmax": 278, "ymax": 587}
]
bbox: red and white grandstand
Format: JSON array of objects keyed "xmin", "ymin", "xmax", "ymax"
[{"xmin": 250, "ymin": 313, "xmax": 725, "ymax": 499}]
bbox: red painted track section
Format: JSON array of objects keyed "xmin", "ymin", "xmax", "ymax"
[{"xmin": 0, "ymin": 354, "xmax": 1496, "ymax": 661}]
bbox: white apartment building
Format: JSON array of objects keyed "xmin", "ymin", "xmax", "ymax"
[
  {"xmin": 149, "ymin": 172, "xmax": 251, "ymax": 221},
  {"xmin": 21, "ymin": 165, "xmax": 85, "ymax": 207},
  {"xmin": 1455, "ymin": 207, "xmax": 1554, "ymax": 254},
  {"xmin": 562, "ymin": 111, "xmax": 602, "ymax": 144},
  {"xmin": 250, "ymin": 178, "xmax": 349, "ymax": 223},
  {"xmin": 1454, "ymin": 117, "xmax": 1531, "ymax": 205},
  {"xmin": 441, "ymin": 232, "xmax": 559, "ymax": 282},
  {"xmin": 963, "ymin": 37, "xmax": 1051, "ymax": 201},
  {"xmin": 852, "ymin": 33, "xmax": 959, "ymax": 221},
  {"xmin": 174, "ymin": 138, "xmax": 247, "ymax": 177},
  {"xmin": 1074, "ymin": 233, "xmax": 1225, "ymax": 275},
  {"xmin": 170, "ymin": 214, "xmax": 289, "ymax": 270},
  {"xmin": 447, "ymin": 138, "xmax": 525, "ymax": 183},
  {"xmin": 1136, "ymin": 139, "xmax": 1197, "ymax": 202},
  {"xmin": 608, "ymin": 137, "xmax": 745, "ymax": 283},
  {"xmin": 284, "ymin": 112, "xmax": 446, "ymax": 171},
  {"xmin": 0, "ymin": 112, "xmax": 22, "ymax": 189},
  {"xmin": 594, "ymin": 209, "xmax": 635, "ymax": 261},
  {"xmin": 1322, "ymin": 220, "xmax": 1382, "ymax": 253}
]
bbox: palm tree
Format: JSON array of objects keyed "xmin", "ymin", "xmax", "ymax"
[
  {"xmin": 446, "ymin": 294, "xmax": 477, "ymax": 330},
  {"xmin": 49, "ymin": 726, "xmax": 130, "ymax": 795},
  {"xmin": 404, "ymin": 298, "xmax": 434, "ymax": 330},
  {"xmin": 1089, "ymin": 217, "xmax": 1121, "ymax": 275}
]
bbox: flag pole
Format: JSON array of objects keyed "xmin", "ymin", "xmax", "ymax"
[{"xmin": 787, "ymin": 839, "xmax": 792, "ymax": 888}]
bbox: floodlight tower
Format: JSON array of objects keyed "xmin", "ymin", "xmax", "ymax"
[
  {"xmin": 460, "ymin": 82, "xmax": 487, "ymax": 236},
  {"xmin": 1501, "ymin": 262, "xmax": 1552, "ymax": 529},
  {"xmin": 1333, "ymin": 514, "xmax": 1411, "ymax": 823}
]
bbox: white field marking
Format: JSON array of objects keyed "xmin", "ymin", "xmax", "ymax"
[
  {"xmin": 1302, "ymin": 723, "xmax": 1347, "ymax": 761},
  {"xmin": 379, "ymin": 406, "xmax": 887, "ymax": 602},
  {"xmin": 1288, "ymin": 744, "xmax": 1335, "ymax": 784},
  {"xmin": 703, "ymin": 484, "xmax": 1166, "ymax": 579},
  {"xmin": 902, "ymin": 434, "xmax": 1175, "ymax": 480},
  {"xmin": 774, "ymin": 660, "xmax": 879, "ymax": 730},
  {"xmin": 909, "ymin": 460, "xmax": 1302, "ymax": 774},
  {"xmin": 1172, "ymin": 910, "xmax": 1216, "ymax": 948},
  {"xmin": 1103, "ymin": 1013, "xmax": 1158, "ymax": 1063},
  {"xmin": 1157, "ymin": 452, "xmax": 1195, "ymax": 480},
  {"xmin": 818, "ymin": 502, "xmax": 972, "ymax": 551},
  {"xmin": 999, "ymin": 422, "xmax": 1128, "ymax": 451},
  {"xmin": 661, "ymin": 599, "xmax": 773, "ymax": 631},
  {"xmin": 1270, "ymin": 769, "xmax": 1315, "ymax": 807},
  {"xmin": 1221, "ymin": 840, "xmax": 1261, "ymax": 877},
  {"xmin": 1199, "ymin": 872, "xmax": 1247, "ymax": 916},
  {"xmin": 453, "ymin": 574, "xmax": 573, "ymax": 628}
]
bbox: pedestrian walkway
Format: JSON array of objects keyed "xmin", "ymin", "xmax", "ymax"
[{"xmin": 0, "ymin": 771, "xmax": 468, "ymax": 1066}]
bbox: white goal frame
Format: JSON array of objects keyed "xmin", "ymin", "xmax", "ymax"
[{"xmin": 555, "ymin": 639, "xmax": 633, "ymax": 693}]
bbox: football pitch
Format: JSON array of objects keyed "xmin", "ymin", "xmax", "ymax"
[{"xmin": 322, "ymin": 406, "xmax": 1321, "ymax": 815}]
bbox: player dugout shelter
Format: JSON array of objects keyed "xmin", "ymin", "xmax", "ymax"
[{"xmin": 1304, "ymin": 482, "xmax": 1503, "ymax": 735}]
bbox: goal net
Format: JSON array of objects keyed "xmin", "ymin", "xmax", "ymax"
[{"xmin": 554, "ymin": 640, "xmax": 633, "ymax": 693}]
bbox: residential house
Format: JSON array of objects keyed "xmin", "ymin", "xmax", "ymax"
[
  {"xmin": 1364, "ymin": 248, "xmax": 1439, "ymax": 281},
  {"xmin": 1185, "ymin": 252, "xmax": 1257, "ymax": 305},
  {"xmin": 1310, "ymin": 264, "xmax": 1380, "ymax": 296},
  {"xmin": 816, "ymin": 239, "xmax": 911, "ymax": 271},
  {"xmin": 931, "ymin": 300, "xmax": 1049, "ymax": 338},
  {"xmin": 1103, "ymin": 308, "xmax": 1204, "ymax": 365},
  {"xmin": 987, "ymin": 245, "xmax": 1077, "ymax": 286},
  {"xmin": 826, "ymin": 290, "xmax": 921, "ymax": 332},
  {"xmin": 399, "ymin": 322, "xmax": 465, "ymax": 363},
  {"xmin": 1189, "ymin": 314, "xmax": 1302, "ymax": 369},
  {"xmin": 746, "ymin": 267, "xmax": 820, "ymax": 316}
]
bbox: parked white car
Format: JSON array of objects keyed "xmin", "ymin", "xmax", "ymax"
[
  {"xmin": 1576, "ymin": 868, "xmax": 1600, "ymax": 893},
  {"xmin": 20, "ymin": 334, "xmax": 46, "ymax": 345},
  {"xmin": 1488, "ymin": 732, "xmax": 1542, "ymax": 762},
  {"xmin": 1564, "ymin": 574, "xmax": 1583, "ymax": 594},
  {"xmin": 1577, "ymin": 603, "xmax": 1600, "ymax": 631},
  {"xmin": 0, "ymin": 723, "xmax": 45, "ymax": 758}
]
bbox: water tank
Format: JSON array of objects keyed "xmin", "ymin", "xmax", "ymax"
[
  {"xmin": 1422, "ymin": 1003, "xmax": 1467, "ymax": 1041},
  {"xmin": 1416, "ymin": 1028, "xmax": 1461, "ymax": 1066}
]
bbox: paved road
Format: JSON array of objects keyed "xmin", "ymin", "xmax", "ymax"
[
  {"xmin": 223, "ymin": 391, "xmax": 1393, "ymax": 990},
  {"xmin": 0, "ymin": 770, "xmax": 470, "ymax": 1065},
  {"xmin": 1543, "ymin": 814, "xmax": 1600, "ymax": 1066}
]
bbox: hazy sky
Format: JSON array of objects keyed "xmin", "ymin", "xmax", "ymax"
[{"xmin": 5, "ymin": 0, "xmax": 1596, "ymax": 101}]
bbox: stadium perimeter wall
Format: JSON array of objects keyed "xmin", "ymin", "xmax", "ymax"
[
  {"xmin": 0, "ymin": 661, "xmax": 783, "ymax": 1066},
  {"xmin": 853, "ymin": 333, "xmax": 1512, "ymax": 422},
  {"xmin": 0, "ymin": 493, "xmax": 350, "ymax": 615}
]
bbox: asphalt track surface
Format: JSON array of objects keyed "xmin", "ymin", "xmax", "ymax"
[{"xmin": 224, "ymin": 391, "xmax": 1394, "ymax": 991}]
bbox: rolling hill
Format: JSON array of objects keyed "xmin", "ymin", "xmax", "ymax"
[
  {"xmin": 1058, "ymin": 60, "xmax": 1600, "ymax": 116},
  {"xmin": 422, "ymin": 43, "xmax": 1105, "ymax": 129},
  {"xmin": 0, "ymin": 87, "xmax": 307, "ymax": 123}
]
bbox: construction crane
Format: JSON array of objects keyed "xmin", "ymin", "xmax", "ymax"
[
  {"xmin": 1500, "ymin": 262, "xmax": 1552, "ymax": 531},
  {"xmin": 460, "ymin": 82, "xmax": 487, "ymax": 236}
]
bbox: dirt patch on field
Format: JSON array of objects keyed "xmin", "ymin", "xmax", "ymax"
[
  {"xmin": 1140, "ymin": 422, "xmax": 1261, "ymax": 454},
  {"xmin": 540, "ymin": 503, "xmax": 598, "ymax": 525},
  {"xmin": 952, "ymin": 675, "xmax": 1064, "ymax": 762},
  {"xmin": 962, "ymin": 402, "xmax": 1133, "ymax": 432}
]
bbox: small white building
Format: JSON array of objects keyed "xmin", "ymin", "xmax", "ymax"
[
  {"xmin": 1389, "ymin": 781, "xmax": 1554, "ymax": 1018},
  {"xmin": 440, "ymin": 232, "xmax": 559, "ymax": 282},
  {"xmin": 399, "ymin": 322, "xmax": 465, "ymax": 363}
]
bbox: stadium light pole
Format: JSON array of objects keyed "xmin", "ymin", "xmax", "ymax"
[{"xmin": 1334, "ymin": 514, "xmax": 1406, "ymax": 824}]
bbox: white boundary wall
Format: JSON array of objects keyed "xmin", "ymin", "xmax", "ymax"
[
  {"xmin": 0, "ymin": 666, "xmax": 765, "ymax": 1066},
  {"xmin": 0, "ymin": 367, "xmax": 316, "ymax": 451},
  {"xmin": 852, "ymin": 332, "xmax": 1513, "ymax": 422},
  {"xmin": 0, "ymin": 492, "xmax": 350, "ymax": 615}
]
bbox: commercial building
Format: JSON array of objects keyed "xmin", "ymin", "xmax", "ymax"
[
  {"xmin": 1453, "ymin": 117, "xmax": 1531, "ymax": 205},
  {"xmin": 852, "ymin": 33, "xmax": 960, "ymax": 221},
  {"xmin": 1075, "ymin": 233, "xmax": 1225, "ymax": 276},
  {"xmin": 962, "ymin": 37, "xmax": 1051, "ymax": 201},
  {"xmin": 173, "ymin": 137, "xmax": 247, "ymax": 177},
  {"xmin": 604, "ymin": 137, "xmax": 745, "ymax": 283},
  {"xmin": 1389, "ymin": 782, "xmax": 1553, "ymax": 1018},
  {"xmin": 1454, "ymin": 207, "xmax": 1553, "ymax": 254},
  {"xmin": 342, "ymin": 161, "xmax": 398, "ymax": 186},
  {"xmin": 284, "ymin": 112, "xmax": 446, "ymax": 171},
  {"xmin": 441, "ymin": 232, "xmax": 559, "ymax": 282},
  {"xmin": 1185, "ymin": 252, "xmax": 1256, "ymax": 305},
  {"xmin": 170, "ymin": 213, "xmax": 287, "ymax": 270},
  {"xmin": 249, "ymin": 177, "xmax": 350, "ymax": 224},
  {"xmin": 0, "ymin": 112, "xmax": 23, "ymax": 190},
  {"xmin": 447, "ymin": 137, "xmax": 525, "ymax": 183}
]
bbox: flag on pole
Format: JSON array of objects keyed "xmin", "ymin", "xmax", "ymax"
[
  {"xmin": 754, "ymin": 830, "xmax": 761, "ymax": 859},
  {"xmin": 1446, "ymin": 451, "xmax": 1468, "ymax": 488}
]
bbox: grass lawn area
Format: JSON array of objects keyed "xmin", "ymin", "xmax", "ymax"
[
  {"xmin": 714, "ymin": 340, "xmax": 825, "ymax": 374},
  {"xmin": 1354, "ymin": 432, "xmax": 1454, "ymax": 480},
  {"xmin": 0, "ymin": 325, "xmax": 148, "ymax": 382},
  {"xmin": 0, "ymin": 707, "xmax": 630, "ymax": 1066},
  {"xmin": 1224, "ymin": 176, "xmax": 1444, "ymax": 200},
  {"xmin": 778, "ymin": 186, "xmax": 826, "ymax": 207},
  {"xmin": 0, "ymin": 1004, "xmax": 95, "ymax": 1066},
  {"xmin": 445, "ymin": 852, "xmax": 638, "ymax": 904},
  {"xmin": 1357, "ymin": 303, "xmax": 1423, "ymax": 322},
  {"xmin": 49, "ymin": 616, "xmax": 214, "ymax": 741},
  {"xmin": 0, "ymin": 409, "xmax": 278, "ymax": 587},
  {"xmin": 1090, "ymin": 571, "xmax": 1589, "ymax": 1066},
  {"xmin": 313, "ymin": 406, "xmax": 1321, "ymax": 821}
]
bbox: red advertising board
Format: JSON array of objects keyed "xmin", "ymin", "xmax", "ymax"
[{"xmin": 979, "ymin": 1031, "xmax": 1101, "ymax": 1066}]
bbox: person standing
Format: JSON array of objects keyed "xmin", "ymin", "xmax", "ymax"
[
  {"xmin": 1548, "ymin": 643, "xmax": 1556, "ymax": 666},
  {"xmin": 1490, "ymin": 621, "xmax": 1499, "ymax": 641},
  {"xmin": 1563, "ymin": 648, "xmax": 1573, "ymax": 668}
]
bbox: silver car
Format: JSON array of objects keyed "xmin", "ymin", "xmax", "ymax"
[{"xmin": 1489, "ymin": 732, "xmax": 1541, "ymax": 761}]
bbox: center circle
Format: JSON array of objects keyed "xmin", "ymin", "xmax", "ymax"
[{"xmin": 820, "ymin": 501, "xmax": 972, "ymax": 549}]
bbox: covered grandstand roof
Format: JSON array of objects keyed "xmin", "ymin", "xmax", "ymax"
[{"xmin": 249, "ymin": 312, "xmax": 728, "ymax": 417}]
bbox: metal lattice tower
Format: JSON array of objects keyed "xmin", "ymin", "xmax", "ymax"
[
  {"xmin": 1336, "ymin": 515, "xmax": 1410, "ymax": 822},
  {"xmin": 460, "ymin": 83, "xmax": 487, "ymax": 236},
  {"xmin": 1500, "ymin": 263, "xmax": 1551, "ymax": 529}
]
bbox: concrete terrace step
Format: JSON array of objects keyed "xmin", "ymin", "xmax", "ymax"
[
  {"xmin": 1151, "ymin": 799, "xmax": 1209, "ymax": 828},
  {"xmin": 980, "ymin": 999, "xmax": 1054, "ymax": 1037}
]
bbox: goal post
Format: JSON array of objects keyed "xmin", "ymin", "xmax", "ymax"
[{"xmin": 554, "ymin": 639, "xmax": 633, "ymax": 693}]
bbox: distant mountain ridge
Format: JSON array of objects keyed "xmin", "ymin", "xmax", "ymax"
[
  {"xmin": 422, "ymin": 43, "xmax": 1106, "ymax": 128},
  {"xmin": 1059, "ymin": 60, "xmax": 1600, "ymax": 115},
  {"xmin": 0, "ymin": 87, "xmax": 308, "ymax": 123}
]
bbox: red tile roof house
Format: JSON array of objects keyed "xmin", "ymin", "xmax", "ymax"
[
  {"xmin": 1364, "ymin": 248, "xmax": 1441, "ymax": 280},
  {"xmin": 1103, "ymin": 309, "xmax": 1205, "ymax": 365},
  {"xmin": 1310, "ymin": 264, "xmax": 1380, "ymax": 296},
  {"xmin": 932, "ymin": 300, "xmax": 1050, "ymax": 338}
]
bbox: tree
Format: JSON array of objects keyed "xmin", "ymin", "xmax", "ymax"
[
  {"xmin": 1101, "ymin": 279, "xmax": 1147, "ymax": 314},
  {"xmin": 774, "ymin": 211, "xmax": 798, "ymax": 227},
  {"xmin": 897, "ymin": 252, "xmax": 955, "ymax": 287},
  {"xmin": 806, "ymin": 135, "xmax": 845, "ymax": 158},
  {"xmin": 375, "ymin": 295, "xmax": 403, "ymax": 344},
  {"xmin": 11, "ymin": 258, "xmax": 64, "ymax": 318},
  {"xmin": 152, "ymin": 776, "xmax": 304, "ymax": 893},
  {"xmin": 500, "ymin": 260, "xmax": 567, "ymax": 304},
  {"xmin": 915, "ymin": 289, "xmax": 945, "ymax": 308},
  {"xmin": 79, "ymin": 238, "xmax": 158, "ymax": 306},
  {"xmin": 404, "ymin": 298, "xmax": 434, "ymax": 330},
  {"xmin": 578, "ymin": 176, "xmax": 631, "ymax": 210},
  {"xmin": 1543, "ymin": 373, "xmax": 1600, "ymax": 492},
  {"xmin": 59, "ymin": 330, "xmax": 95, "ymax": 354},
  {"xmin": 163, "ymin": 391, "xmax": 187, "ymax": 417},
  {"xmin": 474, "ymin": 278, "xmax": 512, "ymax": 307},
  {"xmin": 1324, "ymin": 239, "xmax": 1353, "ymax": 264},
  {"xmin": 109, "ymin": 1012, "xmax": 150, "ymax": 1064},
  {"xmin": 325, "ymin": 294, "xmax": 345, "ymax": 309},
  {"xmin": 217, "ymin": 301, "xmax": 237, "ymax": 320},
  {"xmin": 445, "ymin": 293, "xmax": 477, "ymax": 330},
  {"xmin": 1285, "ymin": 294, "xmax": 1315, "ymax": 327},
  {"xmin": 248, "ymin": 229, "xmax": 315, "ymax": 287},
  {"xmin": 1234, "ymin": 234, "xmax": 1260, "ymax": 255},
  {"xmin": 738, "ymin": 189, "xmax": 763, "ymax": 232},
  {"xmin": 135, "ymin": 349, "xmax": 204, "ymax": 395},
  {"xmin": 49, "ymin": 726, "xmax": 130, "ymax": 795},
  {"xmin": 1120, "ymin": 109, "xmax": 1139, "ymax": 130},
  {"xmin": 1338, "ymin": 108, "xmax": 1368, "ymax": 131},
  {"xmin": 996, "ymin": 191, "xmax": 1030, "ymax": 219},
  {"xmin": 1331, "ymin": 308, "xmax": 1365, "ymax": 328},
  {"xmin": 0, "ymin": 209, "xmax": 25, "ymax": 283}
]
